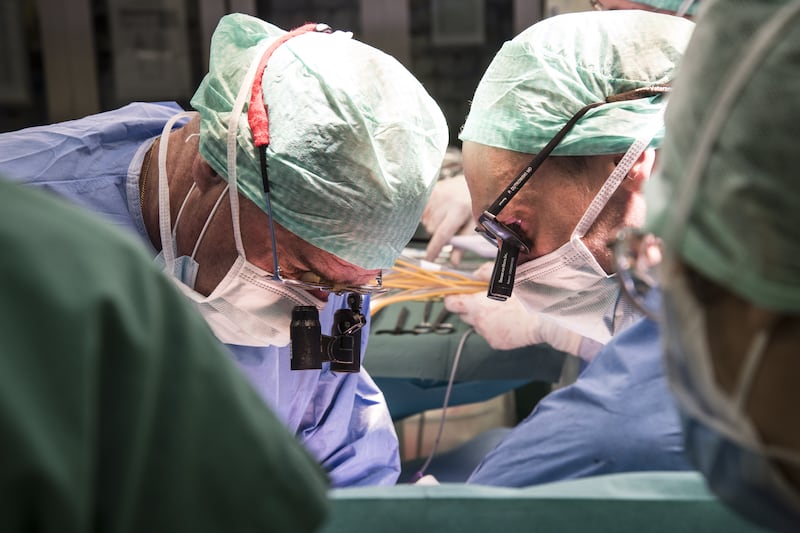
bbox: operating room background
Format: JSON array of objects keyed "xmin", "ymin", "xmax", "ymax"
[
  {"xmin": 0, "ymin": 0, "xmax": 593, "ymax": 465},
  {"xmin": 0, "ymin": 0, "xmax": 590, "ymax": 144}
]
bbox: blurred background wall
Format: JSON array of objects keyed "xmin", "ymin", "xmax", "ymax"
[{"xmin": 0, "ymin": 0, "xmax": 591, "ymax": 144}]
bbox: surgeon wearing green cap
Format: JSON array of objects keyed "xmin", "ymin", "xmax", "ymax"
[
  {"xmin": 611, "ymin": 1, "xmax": 800, "ymax": 530},
  {"xmin": 0, "ymin": 14, "xmax": 448, "ymax": 488},
  {"xmin": 425, "ymin": 10, "xmax": 698, "ymax": 487},
  {"xmin": 425, "ymin": 3, "xmax": 695, "ymax": 356}
]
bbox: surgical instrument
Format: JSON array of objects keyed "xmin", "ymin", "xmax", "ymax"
[
  {"xmin": 375, "ymin": 306, "xmax": 419, "ymax": 335},
  {"xmin": 413, "ymin": 306, "xmax": 455, "ymax": 335},
  {"xmin": 413, "ymin": 300, "xmax": 435, "ymax": 333}
]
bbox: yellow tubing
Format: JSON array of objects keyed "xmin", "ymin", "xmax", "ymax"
[{"xmin": 370, "ymin": 259, "xmax": 488, "ymax": 315}]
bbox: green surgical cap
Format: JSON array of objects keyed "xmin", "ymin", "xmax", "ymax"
[
  {"xmin": 646, "ymin": 1, "xmax": 800, "ymax": 312},
  {"xmin": 459, "ymin": 11, "xmax": 694, "ymax": 155},
  {"xmin": 636, "ymin": 0, "xmax": 699, "ymax": 15},
  {"xmin": 191, "ymin": 14, "xmax": 448, "ymax": 269}
]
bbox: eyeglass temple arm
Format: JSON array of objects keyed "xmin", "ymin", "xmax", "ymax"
[
  {"xmin": 484, "ymin": 101, "xmax": 603, "ymax": 216},
  {"xmin": 258, "ymin": 145, "xmax": 282, "ymax": 280},
  {"xmin": 484, "ymin": 84, "xmax": 671, "ymax": 217}
]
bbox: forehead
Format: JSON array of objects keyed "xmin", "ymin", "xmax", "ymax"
[{"xmin": 462, "ymin": 142, "xmax": 532, "ymax": 183}]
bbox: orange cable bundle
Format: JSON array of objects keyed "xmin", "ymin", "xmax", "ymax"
[{"xmin": 370, "ymin": 257, "xmax": 486, "ymax": 315}]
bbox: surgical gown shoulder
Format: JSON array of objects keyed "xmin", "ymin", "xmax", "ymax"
[
  {"xmin": 468, "ymin": 318, "xmax": 690, "ymax": 487},
  {"xmin": 0, "ymin": 179, "xmax": 329, "ymax": 532}
]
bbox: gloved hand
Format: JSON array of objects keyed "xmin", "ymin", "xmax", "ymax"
[
  {"xmin": 446, "ymin": 262, "xmax": 600, "ymax": 358},
  {"xmin": 445, "ymin": 291, "xmax": 587, "ymax": 355},
  {"xmin": 421, "ymin": 175, "xmax": 474, "ymax": 265}
]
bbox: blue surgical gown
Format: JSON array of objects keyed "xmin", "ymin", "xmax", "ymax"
[
  {"xmin": 0, "ymin": 102, "xmax": 400, "ymax": 487},
  {"xmin": 468, "ymin": 317, "xmax": 692, "ymax": 486}
]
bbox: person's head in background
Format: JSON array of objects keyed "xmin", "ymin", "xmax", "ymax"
[
  {"xmin": 643, "ymin": 1, "xmax": 800, "ymax": 530},
  {"xmin": 149, "ymin": 14, "xmax": 448, "ymax": 346},
  {"xmin": 590, "ymin": 0, "xmax": 698, "ymax": 17},
  {"xmin": 457, "ymin": 10, "xmax": 694, "ymax": 344}
]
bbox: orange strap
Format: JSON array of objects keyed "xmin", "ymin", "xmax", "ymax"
[{"xmin": 248, "ymin": 23, "xmax": 329, "ymax": 147}]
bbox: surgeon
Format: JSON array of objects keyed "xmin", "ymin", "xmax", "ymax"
[
  {"xmin": 619, "ymin": 1, "xmax": 800, "ymax": 530},
  {"xmin": 422, "ymin": 0, "xmax": 698, "ymax": 269},
  {"xmin": 0, "ymin": 177, "xmax": 328, "ymax": 532},
  {"xmin": 426, "ymin": 2, "xmax": 697, "ymax": 359},
  {"xmin": 438, "ymin": 10, "xmax": 697, "ymax": 487},
  {"xmin": 0, "ymin": 14, "xmax": 448, "ymax": 487}
]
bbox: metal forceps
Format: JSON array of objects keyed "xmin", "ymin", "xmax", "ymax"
[
  {"xmin": 375, "ymin": 306, "xmax": 419, "ymax": 335},
  {"xmin": 413, "ymin": 305, "xmax": 455, "ymax": 335},
  {"xmin": 412, "ymin": 301, "xmax": 435, "ymax": 334}
]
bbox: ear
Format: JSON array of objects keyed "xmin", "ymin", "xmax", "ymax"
[
  {"xmin": 192, "ymin": 155, "xmax": 222, "ymax": 192},
  {"xmin": 615, "ymin": 148, "xmax": 657, "ymax": 192}
]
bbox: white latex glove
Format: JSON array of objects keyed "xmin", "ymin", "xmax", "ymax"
[
  {"xmin": 471, "ymin": 261, "xmax": 495, "ymax": 282},
  {"xmin": 414, "ymin": 474, "xmax": 440, "ymax": 486},
  {"xmin": 421, "ymin": 175, "xmax": 474, "ymax": 265},
  {"xmin": 451, "ymin": 262, "xmax": 602, "ymax": 361},
  {"xmin": 445, "ymin": 291, "xmax": 586, "ymax": 355}
]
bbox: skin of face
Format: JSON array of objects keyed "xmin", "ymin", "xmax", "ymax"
[
  {"xmin": 461, "ymin": 140, "xmax": 654, "ymax": 272},
  {"xmin": 140, "ymin": 116, "xmax": 381, "ymax": 302},
  {"xmin": 678, "ymin": 263, "xmax": 800, "ymax": 490}
]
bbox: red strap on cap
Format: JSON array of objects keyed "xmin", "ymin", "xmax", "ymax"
[{"xmin": 248, "ymin": 23, "xmax": 328, "ymax": 147}]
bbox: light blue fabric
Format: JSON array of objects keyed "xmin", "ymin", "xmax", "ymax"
[
  {"xmin": 468, "ymin": 317, "xmax": 691, "ymax": 486},
  {"xmin": 0, "ymin": 102, "xmax": 400, "ymax": 487}
]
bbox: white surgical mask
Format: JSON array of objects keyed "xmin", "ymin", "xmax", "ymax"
[
  {"xmin": 512, "ymin": 129, "xmax": 659, "ymax": 344},
  {"xmin": 513, "ymin": 235, "xmax": 636, "ymax": 345},
  {"xmin": 155, "ymin": 109, "xmax": 324, "ymax": 347}
]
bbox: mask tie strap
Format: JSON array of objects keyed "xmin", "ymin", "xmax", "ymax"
[
  {"xmin": 189, "ymin": 185, "xmax": 230, "ymax": 260},
  {"xmin": 173, "ymin": 182, "xmax": 196, "ymax": 232},
  {"xmin": 572, "ymin": 108, "xmax": 664, "ymax": 242},
  {"xmin": 157, "ymin": 111, "xmax": 198, "ymax": 272},
  {"xmin": 731, "ymin": 325, "xmax": 800, "ymax": 468},
  {"xmin": 731, "ymin": 328, "xmax": 771, "ymax": 413},
  {"xmin": 225, "ymin": 42, "xmax": 270, "ymax": 260}
]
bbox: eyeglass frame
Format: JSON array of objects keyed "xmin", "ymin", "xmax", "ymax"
[{"xmin": 475, "ymin": 85, "xmax": 671, "ymax": 301}]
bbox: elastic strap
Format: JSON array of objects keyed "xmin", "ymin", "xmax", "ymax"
[{"xmin": 248, "ymin": 23, "xmax": 330, "ymax": 147}]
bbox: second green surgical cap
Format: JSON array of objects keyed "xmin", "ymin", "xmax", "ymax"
[
  {"xmin": 635, "ymin": 0, "xmax": 699, "ymax": 15},
  {"xmin": 191, "ymin": 14, "xmax": 448, "ymax": 269},
  {"xmin": 646, "ymin": 1, "xmax": 800, "ymax": 312},
  {"xmin": 459, "ymin": 10, "xmax": 694, "ymax": 155}
]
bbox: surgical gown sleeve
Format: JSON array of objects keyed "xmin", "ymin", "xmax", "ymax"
[
  {"xmin": 228, "ymin": 296, "xmax": 401, "ymax": 488},
  {"xmin": 0, "ymin": 104, "xmax": 400, "ymax": 488},
  {"xmin": 0, "ymin": 180, "xmax": 329, "ymax": 532},
  {"xmin": 467, "ymin": 318, "xmax": 691, "ymax": 487}
]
